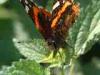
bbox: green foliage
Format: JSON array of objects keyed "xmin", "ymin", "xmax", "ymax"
[
  {"xmin": 68, "ymin": 0, "xmax": 100, "ymax": 57},
  {"xmin": 0, "ymin": 0, "xmax": 100, "ymax": 75},
  {"xmin": 0, "ymin": 60, "xmax": 45, "ymax": 75}
]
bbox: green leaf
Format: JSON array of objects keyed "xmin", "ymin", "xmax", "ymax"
[
  {"xmin": 0, "ymin": 60, "xmax": 45, "ymax": 75},
  {"xmin": 68, "ymin": 0, "xmax": 100, "ymax": 57},
  {"xmin": 13, "ymin": 38, "xmax": 50, "ymax": 62}
]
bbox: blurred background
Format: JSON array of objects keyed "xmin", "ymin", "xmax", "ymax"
[{"xmin": 0, "ymin": 0, "xmax": 100, "ymax": 75}]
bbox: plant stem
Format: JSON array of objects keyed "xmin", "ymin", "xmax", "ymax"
[
  {"xmin": 69, "ymin": 58, "xmax": 75, "ymax": 75},
  {"xmin": 61, "ymin": 65, "xmax": 64, "ymax": 75}
]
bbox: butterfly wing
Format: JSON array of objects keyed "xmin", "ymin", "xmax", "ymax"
[
  {"xmin": 20, "ymin": 0, "xmax": 54, "ymax": 40},
  {"xmin": 20, "ymin": 0, "xmax": 80, "ymax": 49},
  {"xmin": 49, "ymin": 0, "xmax": 80, "ymax": 48}
]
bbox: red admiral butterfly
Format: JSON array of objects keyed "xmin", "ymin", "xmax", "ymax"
[{"xmin": 20, "ymin": 0, "xmax": 80, "ymax": 50}]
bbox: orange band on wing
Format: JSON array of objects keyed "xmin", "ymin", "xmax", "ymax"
[
  {"xmin": 32, "ymin": 6, "xmax": 51, "ymax": 32},
  {"xmin": 51, "ymin": 1, "xmax": 71, "ymax": 29},
  {"xmin": 32, "ymin": 6, "xmax": 41, "ymax": 30}
]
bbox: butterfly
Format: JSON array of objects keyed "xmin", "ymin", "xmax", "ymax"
[{"xmin": 20, "ymin": 0, "xmax": 80, "ymax": 50}]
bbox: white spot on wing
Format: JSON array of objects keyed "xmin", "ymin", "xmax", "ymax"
[
  {"xmin": 53, "ymin": 1, "xmax": 60, "ymax": 10},
  {"xmin": 52, "ymin": 0, "xmax": 65, "ymax": 10},
  {"xmin": 25, "ymin": 6, "xmax": 29, "ymax": 13},
  {"xmin": 25, "ymin": 0, "xmax": 28, "ymax": 4}
]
